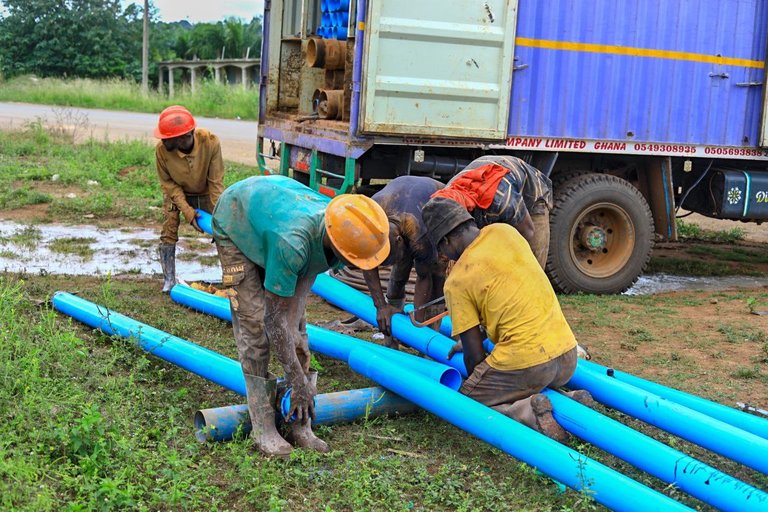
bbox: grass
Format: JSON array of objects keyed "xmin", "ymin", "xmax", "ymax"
[
  {"xmin": 677, "ymin": 219, "xmax": 746, "ymax": 243},
  {"xmin": 0, "ymin": 123, "xmax": 260, "ymax": 225},
  {"xmin": 49, "ymin": 236, "xmax": 97, "ymax": 258},
  {"xmin": 0, "ymin": 225, "xmax": 42, "ymax": 249},
  {"xmin": 0, "ymin": 75, "xmax": 259, "ymax": 121},
  {"xmin": 1, "ymin": 274, "xmax": 766, "ymax": 510},
  {"xmin": 0, "ymin": 274, "xmax": 601, "ymax": 511}
]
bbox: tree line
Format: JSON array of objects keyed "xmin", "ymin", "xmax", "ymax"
[{"xmin": 0, "ymin": 0, "xmax": 263, "ymax": 81}]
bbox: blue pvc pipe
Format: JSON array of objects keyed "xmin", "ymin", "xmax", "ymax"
[
  {"xmin": 195, "ymin": 208, "xmax": 213, "ymax": 235},
  {"xmin": 171, "ymin": 283, "xmax": 230, "ymax": 321},
  {"xmin": 301, "ymin": 295, "xmax": 767, "ymax": 511},
  {"xmin": 52, "ymin": 291, "xmax": 247, "ymax": 396},
  {"xmin": 580, "ymin": 359, "xmax": 768, "ymax": 440},
  {"xmin": 311, "ymin": 273, "xmax": 468, "ymax": 375},
  {"xmin": 169, "ymin": 284, "xmax": 462, "ymax": 391},
  {"xmin": 312, "ymin": 275, "xmax": 768, "ymax": 505},
  {"xmin": 570, "ymin": 364, "xmax": 768, "ymax": 475},
  {"xmin": 542, "ymin": 390, "xmax": 768, "ymax": 512},
  {"xmin": 195, "ymin": 387, "xmax": 418, "ymax": 442},
  {"xmin": 197, "ymin": 209, "xmax": 213, "ymax": 234},
  {"xmin": 347, "ymin": 349, "xmax": 693, "ymax": 512}
]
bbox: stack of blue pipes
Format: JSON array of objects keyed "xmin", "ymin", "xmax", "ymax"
[{"xmin": 317, "ymin": 0, "xmax": 350, "ymax": 40}]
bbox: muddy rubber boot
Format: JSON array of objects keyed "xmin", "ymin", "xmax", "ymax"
[
  {"xmin": 289, "ymin": 370, "xmax": 330, "ymax": 453},
  {"xmin": 530, "ymin": 394, "xmax": 570, "ymax": 443},
  {"xmin": 563, "ymin": 389, "xmax": 596, "ymax": 409},
  {"xmin": 244, "ymin": 373, "xmax": 293, "ymax": 457},
  {"xmin": 158, "ymin": 244, "xmax": 176, "ymax": 293}
]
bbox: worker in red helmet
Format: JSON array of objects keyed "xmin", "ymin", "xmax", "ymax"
[{"xmin": 154, "ymin": 105, "xmax": 225, "ymax": 292}]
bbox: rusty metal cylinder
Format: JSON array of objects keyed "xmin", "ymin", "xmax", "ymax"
[
  {"xmin": 306, "ymin": 38, "xmax": 347, "ymax": 70},
  {"xmin": 318, "ymin": 89, "xmax": 343, "ymax": 120}
]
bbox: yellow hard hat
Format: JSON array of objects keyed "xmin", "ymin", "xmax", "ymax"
[{"xmin": 325, "ymin": 194, "xmax": 390, "ymax": 270}]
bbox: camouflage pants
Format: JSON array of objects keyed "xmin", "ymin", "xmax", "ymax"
[
  {"xmin": 215, "ymin": 243, "xmax": 313, "ymax": 378},
  {"xmin": 160, "ymin": 194, "xmax": 213, "ymax": 245}
]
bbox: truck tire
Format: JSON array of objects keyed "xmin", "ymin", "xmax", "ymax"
[{"xmin": 546, "ymin": 173, "xmax": 654, "ymax": 294}]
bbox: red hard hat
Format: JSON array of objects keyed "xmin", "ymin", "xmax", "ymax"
[{"xmin": 154, "ymin": 105, "xmax": 196, "ymax": 139}]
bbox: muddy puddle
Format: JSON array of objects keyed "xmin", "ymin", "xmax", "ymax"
[
  {"xmin": 2, "ymin": 221, "xmax": 767, "ymax": 295},
  {"xmin": 0, "ymin": 221, "xmax": 220, "ymax": 282}
]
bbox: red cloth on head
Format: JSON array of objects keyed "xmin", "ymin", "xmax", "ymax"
[{"xmin": 430, "ymin": 163, "xmax": 509, "ymax": 212}]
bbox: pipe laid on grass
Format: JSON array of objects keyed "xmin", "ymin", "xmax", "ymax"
[
  {"xmin": 311, "ymin": 273, "xmax": 468, "ymax": 375},
  {"xmin": 170, "ymin": 283, "xmax": 462, "ymax": 391},
  {"xmin": 347, "ymin": 349, "xmax": 693, "ymax": 512},
  {"xmin": 195, "ymin": 387, "xmax": 418, "ymax": 442},
  {"xmin": 52, "ymin": 291, "xmax": 247, "ymax": 396},
  {"xmin": 313, "ymin": 275, "xmax": 763, "ymax": 504},
  {"xmin": 570, "ymin": 364, "xmax": 768, "ymax": 475},
  {"xmin": 413, "ymin": 288, "xmax": 768, "ymax": 441},
  {"xmin": 310, "ymin": 304, "xmax": 767, "ymax": 511},
  {"xmin": 580, "ymin": 359, "xmax": 768, "ymax": 440},
  {"xmin": 542, "ymin": 390, "xmax": 768, "ymax": 512}
]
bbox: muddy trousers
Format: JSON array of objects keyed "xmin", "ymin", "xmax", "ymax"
[
  {"xmin": 160, "ymin": 194, "xmax": 213, "ymax": 245},
  {"xmin": 215, "ymin": 243, "xmax": 312, "ymax": 378},
  {"xmin": 460, "ymin": 348, "xmax": 577, "ymax": 439},
  {"xmin": 216, "ymin": 243, "xmax": 329, "ymax": 453}
]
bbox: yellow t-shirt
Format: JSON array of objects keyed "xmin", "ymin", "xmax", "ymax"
[{"xmin": 445, "ymin": 224, "xmax": 576, "ymax": 371}]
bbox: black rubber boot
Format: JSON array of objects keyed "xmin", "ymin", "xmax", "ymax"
[
  {"xmin": 158, "ymin": 244, "xmax": 176, "ymax": 293},
  {"xmin": 244, "ymin": 373, "xmax": 293, "ymax": 457}
]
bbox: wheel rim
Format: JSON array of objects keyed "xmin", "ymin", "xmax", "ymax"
[{"xmin": 567, "ymin": 202, "xmax": 636, "ymax": 278}]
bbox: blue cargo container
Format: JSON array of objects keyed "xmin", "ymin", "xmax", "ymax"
[{"xmin": 257, "ymin": 0, "xmax": 768, "ymax": 294}]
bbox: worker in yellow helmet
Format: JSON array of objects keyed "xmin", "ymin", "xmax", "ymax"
[
  {"xmin": 212, "ymin": 175, "xmax": 389, "ymax": 457},
  {"xmin": 154, "ymin": 105, "xmax": 225, "ymax": 292}
]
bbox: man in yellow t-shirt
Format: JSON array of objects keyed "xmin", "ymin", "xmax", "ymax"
[{"xmin": 422, "ymin": 197, "xmax": 590, "ymax": 441}]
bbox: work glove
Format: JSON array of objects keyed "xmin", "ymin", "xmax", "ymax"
[
  {"xmin": 189, "ymin": 212, "xmax": 204, "ymax": 234},
  {"xmin": 286, "ymin": 378, "xmax": 317, "ymax": 425}
]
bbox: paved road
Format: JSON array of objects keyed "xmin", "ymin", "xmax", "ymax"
[{"xmin": 0, "ymin": 101, "xmax": 259, "ymax": 165}]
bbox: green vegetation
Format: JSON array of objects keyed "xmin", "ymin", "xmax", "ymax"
[
  {"xmin": 49, "ymin": 236, "xmax": 97, "ymax": 258},
  {"xmin": 676, "ymin": 219, "xmax": 746, "ymax": 243},
  {"xmin": 0, "ymin": 76, "xmax": 259, "ymax": 120},
  {"xmin": 0, "ymin": 124, "xmax": 258, "ymax": 225},
  {"xmin": 1, "ymin": 274, "xmax": 766, "ymax": 510},
  {"xmin": 0, "ymin": 2, "xmax": 262, "ymax": 82},
  {"xmin": 0, "ymin": 275, "xmax": 587, "ymax": 511}
]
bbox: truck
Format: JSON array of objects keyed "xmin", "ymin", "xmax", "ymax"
[{"xmin": 255, "ymin": 0, "xmax": 768, "ymax": 294}]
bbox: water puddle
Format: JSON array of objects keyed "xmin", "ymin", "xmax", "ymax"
[
  {"xmin": 624, "ymin": 274, "xmax": 768, "ymax": 296},
  {"xmin": 1, "ymin": 221, "xmax": 767, "ymax": 295},
  {"xmin": 0, "ymin": 221, "xmax": 220, "ymax": 281}
]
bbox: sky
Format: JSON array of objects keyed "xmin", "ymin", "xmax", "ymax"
[{"xmin": 124, "ymin": 0, "xmax": 265, "ymax": 23}]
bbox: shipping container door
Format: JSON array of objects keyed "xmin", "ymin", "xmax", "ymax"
[
  {"xmin": 361, "ymin": 0, "xmax": 517, "ymax": 139},
  {"xmin": 762, "ymin": 56, "xmax": 768, "ymax": 147}
]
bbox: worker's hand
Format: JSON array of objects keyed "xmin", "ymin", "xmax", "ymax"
[
  {"xmin": 447, "ymin": 340, "xmax": 464, "ymax": 359},
  {"xmin": 376, "ymin": 303, "xmax": 402, "ymax": 337},
  {"xmin": 288, "ymin": 379, "xmax": 317, "ymax": 425},
  {"xmin": 190, "ymin": 212, "xmax": 204, "ymax": 233}
]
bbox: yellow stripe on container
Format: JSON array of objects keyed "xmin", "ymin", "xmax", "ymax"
[{"xmin": 516, "ymin": 37, "xmax": 764, "ymax": 69}]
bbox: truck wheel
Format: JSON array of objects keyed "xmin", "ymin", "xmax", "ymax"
[{"xmin": 547, "ymin": 173, "xmax": 654, "ymax": 294}]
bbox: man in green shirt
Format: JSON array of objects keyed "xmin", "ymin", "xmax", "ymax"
[{"xmin": 213, "ymin": 175, "xmax": 389, "ymax": 456}]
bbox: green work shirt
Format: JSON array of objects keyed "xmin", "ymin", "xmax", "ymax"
[{"xmin": 212, "ymin": 175, "xmax": 337, "ymax": 297}]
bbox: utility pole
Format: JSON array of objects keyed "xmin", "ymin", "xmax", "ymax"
[{"xmin": 141, "ymin": 0, "xmax": 149, "ymax": 94}]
